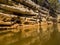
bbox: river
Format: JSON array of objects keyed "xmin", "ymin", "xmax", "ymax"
[{"xmin": 0, "ymin": 23, "xmax": 60, "ymax": 45}]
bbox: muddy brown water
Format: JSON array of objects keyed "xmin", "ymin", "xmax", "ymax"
[{"xmin": 0, "ymin": 23, "xmax": 60, "ymax": 45}]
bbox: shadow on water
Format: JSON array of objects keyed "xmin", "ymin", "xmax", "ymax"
[{"xmin": 0, "ymin": 23, "xmax": 60, "ymax": 45}]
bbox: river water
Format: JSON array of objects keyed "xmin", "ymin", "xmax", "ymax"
[{"xmin": 0, "ymin": 23, "xmax": 60, "ymax": 45}]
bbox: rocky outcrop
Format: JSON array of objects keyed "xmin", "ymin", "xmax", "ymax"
[
  {"xmin": 0, "ymin": 4, "xmax": 38, "ymax": 15},
  {"xmin": 0, "ymin": 0, "xmax": 50, "ymax": 29}
]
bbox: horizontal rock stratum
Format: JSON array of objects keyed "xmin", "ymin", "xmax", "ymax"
[{"xmin": 0, "ymin": 0, "xmax": 49, "ymax": 29}]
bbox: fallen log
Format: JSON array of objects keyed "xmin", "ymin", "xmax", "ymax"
[{"xmin": 0, "ymin": 4, "xmax": 38, "ymax": 15}]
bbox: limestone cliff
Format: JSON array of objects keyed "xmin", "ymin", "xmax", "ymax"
[{"xmin": 0, "ymin": 0, "xmax": 49, "ymax": 28}]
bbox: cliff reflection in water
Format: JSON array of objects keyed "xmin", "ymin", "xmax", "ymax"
[{"xmin": 0, "ymin": 23, "xmax": 60, "ymax": 45}]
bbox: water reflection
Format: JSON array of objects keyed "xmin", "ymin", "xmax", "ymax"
[
  {"xmin": 43, "ymin": 23, "xmax": 60, "ymax": 45},
  {"xmin": 0, "ymin": 23, "xmax": 60, "ymax": 45}
]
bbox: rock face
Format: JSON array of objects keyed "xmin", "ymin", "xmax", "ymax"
[{"xmin": 0, "ymin": 0, "xmax": 49, "ymax": 28}]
